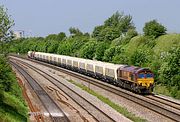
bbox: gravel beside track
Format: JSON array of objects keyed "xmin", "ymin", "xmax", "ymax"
[
  {"xmin": 10, "ymin": 56, "xmax": 131, "ymax": 122},
  {"xmin": 10, "ymin": 61, "xmax": 70, "ymax": 122}
]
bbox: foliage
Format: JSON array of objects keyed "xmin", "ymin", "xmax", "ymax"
[
  {"xmin": 103, "ymin": 46, "xmax": 116, "ymax": 62},
  {"xmin": 112, "ymin": 46, "xmax": 129, "ymax": 64},
  {"xmin": 0, "ymin": 56, "xmax": 12, "ymax": 91},
  {"xmin": 143, "ymin": 20, "xmax": 166, "ymax": 39},
  {"xmin": 0, "ymin": 56, "xmax": 28, "ymax": 121},
  {"xmin": 0, "ymin": 6, "xmax": 14, "ymax": 53},
  {"xmin": 69, "ymin": 27, "xmax": 83, "ymax": 37},
  {"xmin": 79, "ymin": 40, "xmax": 97, "ymax": 59},
  {"xmin": 130, "ymin": 48, "xmax": 151, "ymax": 67},
  {"xmin": 92, "ymin": 11, "xmax": 135, "ymax": 42},
  {"xmin": 57, "ymin": 36, "xmax": 89, "ymax": 56},
  {"xmin": 57, "ymin": 32, "xmax": 66, "ymax": 41},
  {"xmin": 47, "ymin": 40, "xmax": 59, "ymax": 53},
  {"xmin": 94, "ymin": 42, "xmax": 110, "ymax": 61},
  {"xmin": 45, "ymin": 32, "xmax": 66, "ymax": 41},
  {"xmin": 158, "ymin": 47, "xmax": 180, "ymax": 89},
  {"xmin": 126, "ymin": 29, "xmax": 138, "ymax": 38},
  {"xmin": 0, "ymin": 6, "xmax": 14, "ymax": 42}
]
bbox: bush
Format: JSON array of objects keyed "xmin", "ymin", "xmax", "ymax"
[
  {"xmin": 158, "ymin": 47, "xmax": 180, "ymax": 89},
  {"xmin": 130, "ymin": 48, "xmax": 151, "ymax": 67},
  {"xmin": 79, "ymin": 40, "xmax": 97, "ymax": 59},
  {"xmin": 94, "ymin": 42, "xmax": 110, "ymax": 61},
  {"xmin": 0, "ymin": 56, "xmax": 28, "ymax": 121}
]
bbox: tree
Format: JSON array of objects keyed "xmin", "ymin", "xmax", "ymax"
[
  {"xmin": 130, "ymin": 48, "xmax": 151, "ymax": 67},
  {"xmin": 69, "ymin": 27, "xmax": 83, "ymax": 36},
  {"xmin": 57, "ymin": 32, "xmax": 66, "ymax": 41},
  {"xmin": 94, "ymin": 42, "xmax": 110, "ymax": 61},
  {"xmin": 45, "ymin": 32, "xmax": 66, "ymax": 41},
  {"xmin": 143, "ymin": 20, "xmax": 166, "ymax": 39},
  {"xmin": 45, "ymin": 34, "xmax": 57, "ymax": 40},
  {"xmin": 92, "ymin": 11, "xmax": 135, "ymax": 42},
  {"xmin": 92, "ymin": 25, "xmax": 104, "ymax": 39},
  {"xmin": 159, "ymin": 47, "xmax": 180, "ymax": 89},
  {"xmin": 47, "ymin": 40, "xmax": 59, "ymax": 53},
  {"xmin": 103, "ymin": 46, "xmax": 116, "ymax": 62},
  {"xmin": 0, "ymin": 56, "xmax": 12, "ymax": 92},
  {"xmin": 79, "ymin": 40, "xmax": 97, "ymax": 59},
  {"xmin": 158, "ymin": 47, "xmax": 180, "ymax": 98},
  {"xmin": 0, "ymin": 6, "xmax": 14, "ymax": 53},
  {"xmin": 126, "ymin": 29, "xmax": 138, "ymax": 38}
]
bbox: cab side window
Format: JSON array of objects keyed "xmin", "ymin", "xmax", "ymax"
[
  {"xmin": 146, "ymin": 73, "xmax": 153, "ymax": 78},
  {"xmin": 138, "ymin": 74, "xmax": 145, "ymax": 78}
]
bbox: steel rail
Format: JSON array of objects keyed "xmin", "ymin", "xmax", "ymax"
[
  {"xmin": 10, "ymin": 61, "xmax": 70, "ymax": 122},
  {"xmin": 145, "ymin": 95, "xmax": 180, "ymax": 111}
]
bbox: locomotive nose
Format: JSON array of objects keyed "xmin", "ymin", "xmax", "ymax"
[{"xmin": 137, "ymin": 79, "xmax": 154, "ymax": 88}]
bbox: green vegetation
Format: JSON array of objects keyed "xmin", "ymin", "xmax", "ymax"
[
  {"xmin": 0, "ymin": 5, "xmax": 14, "ymax": 54},
  {"xmin": 0, "ymin": 5, "xmax": 28, "ymax": 121},
  {"xmin": 68, "ymin": 80, "xmax": 146, "ymax": 122},
  {"xmin": 92, "ymin": 11, "xmax": 135, "ymax": 42},
  {"xmin": 143, "ymin": 19, "xmax": 166, "ymax": 39},
  {"xmin": 0, "ymin": 55, "xmax": 28, "ymax": 122},
  {"xmin": 1, "ymin": 10, "xmax": 180, "ymax": 99}
]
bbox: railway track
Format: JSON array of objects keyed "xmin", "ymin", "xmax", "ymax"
[
  {"xmin": 10, "ymin": 58, "xmax": 117, "ymax": 122},
  {"xmin": 10, "ymin": 61, "xmax": 70, "ymax": 122},
  {"xmin": 10, "ymin": 55, "xmax": 180, "ymax": 122},
  {"xmin": 146, "ymin": 94, "xmax": 180, "ymax": 111}
]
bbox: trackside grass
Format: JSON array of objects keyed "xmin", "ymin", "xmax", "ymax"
[
  {"xmin": 68, "ymin": 80, "xmax": 147, "ymax": 122},
  {"xmin": 0, "ymin": 56, "xmax": 28, "ymax": 122}
]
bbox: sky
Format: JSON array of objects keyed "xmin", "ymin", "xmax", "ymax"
[{"xmin": 1, "ymin": 0, "xmax": 180, "ymax": 37}]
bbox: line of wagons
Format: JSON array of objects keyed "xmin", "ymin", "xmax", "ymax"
[{"xmin": 28, "ymin": 51, "xmax": 154, "ymax": 94}]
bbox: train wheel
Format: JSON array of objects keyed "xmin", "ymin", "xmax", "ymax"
[
  {"xmin": 130, "ymin": 83, "xmax": 134, "ymax": 91},
  {"xmin": 134, "ymin": 86, "xmax": 141, "ymax": 93}
]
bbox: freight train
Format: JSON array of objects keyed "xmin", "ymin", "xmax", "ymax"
[{"xmin": 28, "ymin": 51, "xmax": 154, "ymax": 94}]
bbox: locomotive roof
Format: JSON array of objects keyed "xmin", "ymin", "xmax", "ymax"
[{"xmin": 121, "ymin": 66, "xmax": 151, "ymax": 73}]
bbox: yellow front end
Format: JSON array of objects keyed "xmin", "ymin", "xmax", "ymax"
[{"xmin": 137, "ymin": 78, "xmax": 154, "ymax": 88}]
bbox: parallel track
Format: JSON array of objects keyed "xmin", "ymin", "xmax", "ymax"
[
  {"xmin": 10, "ymin": 61, "xmax": 70, "ymax": 122},
  {"xmin": 10, "ymin": 55, "xmax": 180, "ymax": 122},
  {"xmin": 146, "ymin": 95, "xmax": 180, "ymax": 111},
  {"xmin": 10, "ymin": 58, "xmax": 116, "ymax": 122}
]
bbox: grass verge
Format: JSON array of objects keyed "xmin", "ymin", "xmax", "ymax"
[
  {"xmin": 68, "ymin": 80, "xmax": 147, "ymax": 122},
  {"xmin": 154, "ymin": 84, "xmax": 180, "ymax": 99}
]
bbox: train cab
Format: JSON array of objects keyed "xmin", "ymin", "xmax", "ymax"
[
  {"xmin": 119, "ymin": 66, "xmax": 154, "ymax": 93},
  {"xmin": 136, "ymin": 68, "xmax": 154, "ymax": 89}
]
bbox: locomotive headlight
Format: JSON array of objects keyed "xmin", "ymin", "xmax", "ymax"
[{"xmin": 150, "ymin": 80, "xmax": 154, "ymax": 84}]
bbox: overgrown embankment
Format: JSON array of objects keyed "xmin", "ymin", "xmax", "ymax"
[
  {"xmin": 124, "ymin": 34, "xmax": 180, "ymax": 98},
  {"xmin": 0, "ymin": 55, "xmax": 28, "ymax": 122}
]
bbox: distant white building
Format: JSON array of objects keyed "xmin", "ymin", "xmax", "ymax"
[{"xmin": 13, "ymin": 30, "xmax": 24, "ymax": 39}]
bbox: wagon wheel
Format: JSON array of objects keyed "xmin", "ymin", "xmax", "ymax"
[
  {"xmin": 131, "ymin": 83, "xmax": 136, "ymax": 91},
  {"xmin": 133, "ymin": 84, "xmax": 141, "ymax": 93}
]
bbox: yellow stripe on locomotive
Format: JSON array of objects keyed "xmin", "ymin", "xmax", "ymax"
[{"xmin": 137, "ymin": 73, "xmax": 154, "ymax": 88}]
